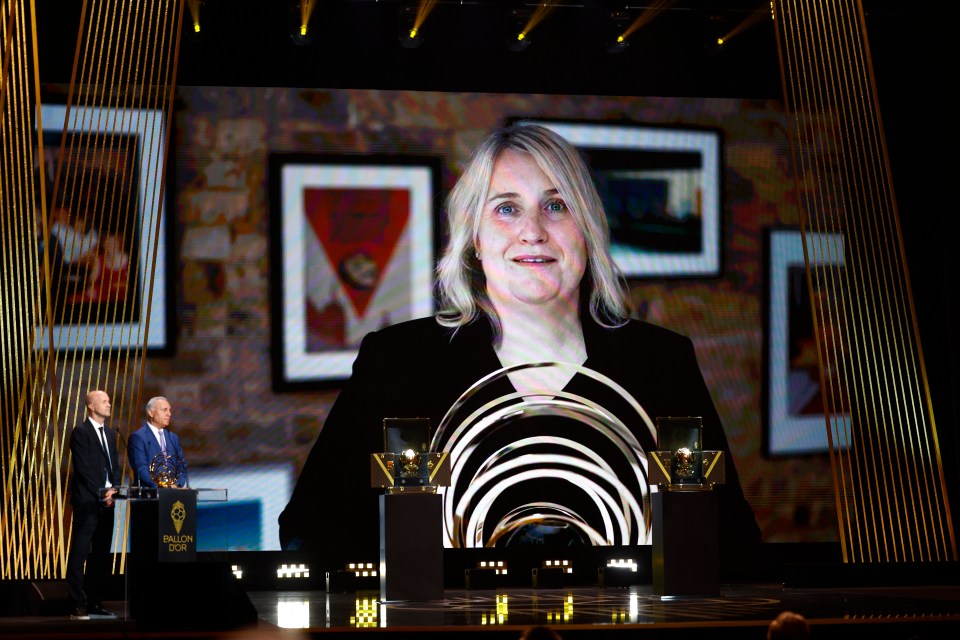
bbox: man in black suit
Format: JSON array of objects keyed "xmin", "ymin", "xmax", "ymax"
[{"xmin": 66, "ymin": 389, "xmax": 121, "ymax": 620}]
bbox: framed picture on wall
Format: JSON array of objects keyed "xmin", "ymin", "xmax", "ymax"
[
  {"xmin": 34, "ymin": 103, "xmax": 172, "ymax": 353},
  {"xmin": 268, "ymin": 154, "xmax": 441, "ymax": 390},
  {"xmin": 763, "ymin": 226, "xmax": 849, "ymax": 456},
  {"xmin": 514, "ymin": 118, "xmax": 723, "ymax": 278}
]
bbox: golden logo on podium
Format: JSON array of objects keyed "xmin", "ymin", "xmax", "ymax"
[{"xmin": 171, "ymin": 500, "xmax": 186, "ymax": 534}]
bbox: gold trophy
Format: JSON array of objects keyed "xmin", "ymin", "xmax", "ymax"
[
  {"xmin": 149, "ymin": 451, "xmax": 186, "ymax": 488},
  {"xmin": 370, "ymin": 418, "xmax": 450, "ymax": 493},
  {"xmin": 648, "ymin": 417, "xmax": 726, "ymax": 490}
]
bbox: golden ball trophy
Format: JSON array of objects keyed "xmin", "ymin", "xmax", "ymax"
[
  {"xmin": 648, "ymin": 416, "xmax": 725, "ymax": 597},
  {"xmin": 370, "ymin": 418, "xmax": 450, "ymax": 601}
]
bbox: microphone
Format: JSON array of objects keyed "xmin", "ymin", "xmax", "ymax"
[
  {"xmin": 107, "ymin": 427, "xmax": 137, "ymax": 499},
  {"xmin": 113, "ymin": 428, "xmax": 139, "ymax": 486},
  {"xmin": 177, "ymin": 452, "xmax": 190, "ymax": 489},
  {"xmin": 167, "ymin": 428, "xmax": 189, "ymax": 489}
]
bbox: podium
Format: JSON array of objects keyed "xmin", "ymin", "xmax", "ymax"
[
  {"xmin": 113, "ymin": 486, "xmax": 255, "ymax": 630},
  {"xmin": 379, "ymin": 492, "xmax": 444, "ymax": 601},
  {"xmin": 125, "ymin": 487, "xmax": 227, "ymax": 560}
]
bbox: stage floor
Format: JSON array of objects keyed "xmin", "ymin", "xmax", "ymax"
[{"xmin": 3, "ymin": 582, "xmax": 960, "ymax": 639}]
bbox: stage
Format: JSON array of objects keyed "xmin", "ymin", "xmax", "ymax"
[{"xmin": 2, "ymin": 580, "xmax": 960, "ymax": 639}]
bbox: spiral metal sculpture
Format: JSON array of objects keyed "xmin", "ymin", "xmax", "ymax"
[{"xmin": 430, "ymin": 361, "xmax": 656, "ymax": 549}]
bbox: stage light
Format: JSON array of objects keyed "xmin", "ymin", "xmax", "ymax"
[
  {"xmin": 704, "ymin": 14, "xmax": 729, "ymax": 57},
  {"xmin": 544, "ymin": 594, "xmax": 574, "ymax": 623},
  {"xmin": 186, "ymin": 0, "xmax": 204, "ymax": 40},
  {"xmin": 599, "ymin": 557, "xmax": 642, "ymax": 588},
  {"xmin": 509, "ymin": 30, "xmax": 531, "ymax": 52},
  {"xmin": 544, "ymin": 558, "xmax": 573, "ymax": 574},
  {"xmin": 603, "ymin": 6, "xmax": 632, "ymax": 53},
  {"xmin": 605, "ymin": 34, "xmax": 629, "ymax": 54},
  {"xmin": 478, "ymin": 559, "xmax": 508, "ymax": 575},
  {"xmin": 231, "ymin": 564, "xmax": 243, "ymax": 579},
  {"xmin": 603, "ymin": 0, "xmax": 671, "ymax": 53},
  {"xmin": 709, "ymin": 4, "xmax": 772, "ymax": 54},
  {"xmin": 277, "ymin": 562, "xmax": 310, "ymax": 578},
  {"xmin": 400, "ymin": 32, "xmax": 422, "ymax": 48},
  {"xmin": 397, "ymin": 0, "xmax": 438, "ymax": 49},
  {"xmin": 352, "ymin": 597, "xmax": 378, "ymax": 628},
  {"xmin": 498, "ymin": 594, "xmax": 509, "ymax": 611},
  {"xmin": 606, "ymin": 557, "xmax": 638, "ymax": 572},
  {"xmin": 347, "ymin": 561, "xmax": 378, "ymax": 577},
  {"xmin": 505, "ymin": 1, "xmax": 556, "ymax": 52},
  {"xmin": 291, "ymin": 0, "xmax": 317, "ymax": 45},
  {"xmin": 277, "ymin": 600, "xmax": 310, "ymax": 629}
]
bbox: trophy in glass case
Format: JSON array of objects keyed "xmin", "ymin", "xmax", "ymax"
[
  {"xmin": 648, "ymin": 416, "xmax": 723, "ymax": 597},
  {"xmin": 370, "ymin": 417, "xmax": 450, "ymax": 492},
  {"xmin": 648, "ymin": 416, "xmax": 725, "ymax": 490},
  {"xmin": 369, "ymin": 417, "xmax": 449, "ymax": 601}
]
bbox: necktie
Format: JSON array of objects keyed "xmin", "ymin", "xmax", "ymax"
[
  {"xmin": 159, "ymin": 429, "xmax": 167, "ymax": 453},
  {"xmin": 98, "ymin": 426, "xmax": 112, "ymax": 470}
]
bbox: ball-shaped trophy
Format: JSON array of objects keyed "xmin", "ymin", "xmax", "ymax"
[{"xmin": 149, "ymin": 451, "xmax": 185, "ymax": 488}]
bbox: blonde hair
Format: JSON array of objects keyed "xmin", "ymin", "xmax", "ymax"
[{"xmin": 436, "ymin": 123, "xmax": 630, "ymax": 339}]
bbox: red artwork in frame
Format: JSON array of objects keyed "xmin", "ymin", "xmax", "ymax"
[{"xmin": 269, "ymin": 154, "xmax": 441, "ymax": 390}]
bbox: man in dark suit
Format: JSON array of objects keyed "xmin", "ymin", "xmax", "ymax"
[
  {"xmin": 127, "ymin": 396, "xmax": 188, "ymax": 488},
  {"xmin": 67, "ymin": 389, "xmax": 121, "ymax": 620}
]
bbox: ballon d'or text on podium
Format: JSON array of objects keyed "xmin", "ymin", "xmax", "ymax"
[{"xmin": 152, "ymin": 489, "xmax": 198, "ymax": 561}]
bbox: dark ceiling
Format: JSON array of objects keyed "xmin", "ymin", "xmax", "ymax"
[
  {"xmin": 33, "ymin": 1, "xmax": 935, "ymax": 102},
  {"xmin": 168, "ymin": 0, "xmax": 781, "ymax": 97}
]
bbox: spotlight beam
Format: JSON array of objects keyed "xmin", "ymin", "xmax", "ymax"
[
  {"xmin": 413, "ymin": 0, "xmax": 438, "ymax": 33},
  {"xmin": 718, "ymin": 4, "xmax": 772, "ymax": 45},
  {"xmin": 187, "ymin": 0, "xmax": 202, "ymax": 33},
  {"xmin": 619, "ymin": 0, "xmax": 675, "ymax": 43},
  {"xmin": 299, "ymin": 0, "xmax": 317, "ymax": 37},
  {"xmin": 518, "ymin": 1, "xmax": 558, "ymax": 41}
]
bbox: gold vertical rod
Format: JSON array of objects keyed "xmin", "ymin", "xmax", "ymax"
[
  {"xmin": 833, "ymin": 0, "xmax": 905, "ymax": 561},
  {"xmin": 772, "ymin": 0, "xmax": 956, "ymax": 563},
  {"xmin": 809, "ymin": 0, "xmax": 883, "ymax": 563},
  {"xmin": 2, "ymin": 0, "xmax": 184, "ymax": 578}
]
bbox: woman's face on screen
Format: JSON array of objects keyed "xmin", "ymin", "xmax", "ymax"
[{"xmin": 476, "ymin": 150, "xmax": 587, "ymax": 311}]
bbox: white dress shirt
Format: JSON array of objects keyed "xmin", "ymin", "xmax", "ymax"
[
  {"xmin": 90, "ymin": 417, "xmax": 112, "ymax": 488},
  {"xmin": 147, "ymin": 423, "xmax": 167, "ymax": 452}
]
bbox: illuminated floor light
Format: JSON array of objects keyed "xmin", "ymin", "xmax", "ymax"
[
  {"xmin": 349, "ymin": 562, "xmax": 378, "ymax": 577},
  {"xmin": 607, "ymin": 558, "xmax": 638, "ymax": 572},
  {"xmin": 277, "ymin": 563, "xmax": 310, "ymax": 579},
  {"xmin": 545, "ymin": 559, "xmax": 573, "ymax": 574},
  {"xmin": 277, "ymin": 600, "xmax": 310, "ymax": 628},
  {"xmin": 478, "ymin": 560, "xmax": 508, "ymax": 575},
  {"xmin": 352, "ymin": 596, "xmax": 378, "ymax": 628}
]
